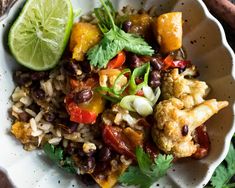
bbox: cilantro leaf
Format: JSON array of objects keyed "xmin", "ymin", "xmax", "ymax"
[
  {"xmin": 210, "ymin": 143, "xmax": 235, "ymax": 188},
  {"xmin": 153, "ymin": 154, "xmax": 173, "ymax": 177},
  {"xmin": 87, "ymin": 0, "xmax": 154, "ymax": 68},
  {"xmin": 87, "ymin": 27, "xmax": 154, "ymax": 68},
  {"xmin": 119, "ymin": 147, "xmax": 173, "ymax": 188},
  {"xmin": 119, "ymin": 166, "xmax": 153, "ymax": 188},
  {"xmin": 43, "ymin": 143, "xmax": 76, "ymax": 174}
]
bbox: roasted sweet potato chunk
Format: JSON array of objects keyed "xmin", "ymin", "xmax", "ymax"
[
  {"xmin": 153, "ymin": 12, "xmax": 182, "ymax": 53},
  {"xmin": 69, "ymin": 22, "xmax": 101, "ymax": 61}
]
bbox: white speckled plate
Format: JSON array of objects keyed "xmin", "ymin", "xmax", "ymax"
[{"xmin": 0, "ymin": 0, "xmax": 234, "ymax": 188}]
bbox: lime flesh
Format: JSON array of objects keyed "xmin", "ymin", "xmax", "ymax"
[{"xmin": 8, "ymin": 0, "xmax": 73, "ymax": 71}]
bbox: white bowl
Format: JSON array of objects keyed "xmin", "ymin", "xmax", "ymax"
[{"xmin": 0, "ymin": 0, "xmax": 234, "ymax": 187}]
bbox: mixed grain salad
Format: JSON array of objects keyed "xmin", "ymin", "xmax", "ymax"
[{"xmin": 9, "ymin": 0, "xmax": 229, "ymax": 187}]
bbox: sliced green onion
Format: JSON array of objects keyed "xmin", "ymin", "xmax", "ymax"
[
  {"xmin": 113, "ymin": 68, "xmax": 131, "ymax": 95},
  {"xmin": 120, "ymin": 95, "xmax": 153, "ymax": 116},
  {"xmin": 119, "ymin": 95, "xmax": 137, "ymax": 111},
  {"xmin": 152, "ymin": 87, "xmax": 161, "ymax": 105},
  {"xmin": 95, "ymin": 87, "xmax": 121, "ymax": 102},
  {"xmin": 129, "ymin": 63, "xmax": 150, "ymax": 94},
  {"xmin": 132, "ymin": 97, "xmax": 153, "ymax": 117},
  {"xmin": 143, "ymin": 85, "xmax": 155, "ymax": 101}
]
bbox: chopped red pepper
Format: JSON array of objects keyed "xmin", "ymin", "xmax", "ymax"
[
  {"xmin": 102, "ymin": 125, "xmax": 135, "ymax": 158},
  {"xmin": 163, "ymin": 55, "xmax": 190, "ymax": 70},
  {"xmin": 67, "ymin": 102, "xmax": 97, "ymax": 124},
  {"xmin": 107, "ymin": 51, "xmax": 126, "ymax": 69},
  {"xmin": 65, "ymin": 92, "xmax": 105, "ymax": 124},
  {"xmin": 136, "ymin": 89, "xmax": 144, "ymax": 96},
  {"xmin": 193, "ymin": 125, "xmax": 210, "ymax": 159}
]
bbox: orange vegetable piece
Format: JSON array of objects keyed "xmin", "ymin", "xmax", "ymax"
[
  {"xmin": 92, "ymin": 163, "xmax": 129, "ymax": 188},
  {"xmin": 153, "ymin": 12, "xmax": 183, "ymax": 53},
  {"xmin": 11, "ymin": 121, "xmax": 32, "ymax": 144},
  {"xmin": 69, "ymin": 22, "xmax": 101, "ymax": 61}
]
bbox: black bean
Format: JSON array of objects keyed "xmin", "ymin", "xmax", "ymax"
[
  {"xmin": 31, "ymin": 88, "xmax": 45, "ymax": 100},
  {"xmin": 150, "ymin": 57, "xmax": 163, "ymax": 70},
  {"xmin": 128, "ymin": 54, "xmax": 142, "ymax": 68},
  {"xmin": 63, "ymin": 60, "xmax": 81, "ymax": 77},
  {"xmin": 77, "ymin": 149, "xmax": 86, "ymax": 157},
  {"xmin": 14, "ymin": 71, "xmax": 31, "ymax": 86},
  {"xmin": 74, "ymin": 89, "xmax": 93, "ymax": 103},
  {"xmin": 82, "ymin": 157, "xmax": 96, "ymax": 173},
  {"xmin": 31, "ymin": 72, "xmax": 48, "ymax": 81},
  {"xmin": 123, "ymin": 20, "xmax": 132, "ymax": 32},
  {"xmin": 94, "ymin": 162, "xmax": 110, "ymax": 174},
  {"xmin": 98, "ymin": 147, "xmax": 111, "ymax": 162},
  {"xmin": 69, "ymin": 122, "xmax": 78, "ymax": 133},
  {"xmin": 149, "ymin": 70, "xmax": 161, "ymax": 88},
  {"xmin": 44, "ymin": 112, "xmax": 56, "ymax": 122},
  {"xmin": 18, "ymin": 112, "xmax": 30, "ymax": 122},
  {"xmin": 182, "ymin": 125, "xmax": 189, "ymax": 136},
  {"xmin": 66, "ymin": 145, "xmax": 75, "ymax": 155},
  {"xmin": 79, "ymin": 60, "xmax": 91, "ymax": 73}
]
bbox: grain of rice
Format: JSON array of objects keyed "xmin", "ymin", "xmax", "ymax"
[
  {"xmin": 20, "ymin": 96, "xmax": 33, "ymax": 106},
  {"xmin": 12, "ymin": 105, "xmax": 23, "ymax": 113},
  {"xmin": 48, "ymin": 137, "xmax": 62, "ymax": 145},
  {"xmin": 51, "ymin": 98, "xmax": 60, "ymax": 108},
  {"xmin": 54, "ymin": 80, "xmax": 62, "ymax": 91},
  {"xmin": 35, "ymin": 111, "xmax": 44, "ymax": 123},
  {"xmin": 25, "ymin": 108, "xmax": 37, "ymax": 117},
  {"xmin": 38, "ymin": 122, "xmax": 52, "ymax": 132},
  {"xmin": 79, "ymin": 127, "xmax": 90, "ymax": 134},
  {"xmin": 63, "ymin": 132, "xmax": 81, "ymax": 142},
  {"xmin": 56, "ymin": 128, "xmax": 62, "ymax": 137},
  {"xmin": 63, "ymin": 139, "xmax": 68, "ymax": 148},
  {"xmin": 41, "ymin": 79, "xmax": 53, "ymax": 97},
  {"xmin": 15, "ymin": 102, "xmax": 23, "ymax": 108},
  {"xmin": 12, "ymin": 111, "xmax": 19, "ymax": 119},
  {"xmin": 120, "ymin": 155, "xmax": 132, "ymax": 165},
  {"xmin": 30, "ymin": 118, "xmax": 37, "ymax": 132},
  {"xmin": 110, "ymin": 159, "xmax": 118, "ymax": 171},
  {"xmin": 38, "ymin": 134, "xmax": 44, "ymax": 146},
  {"xmin": 12, "ymin": 87, "xmax": 27, "ymax": 102},
  {"xmin": 56, "ymin": 75, "xmax": 64, "ymax": 81},
  {"xmin": 77, "ymin": 124, "xmax": 85, "ymax": 131},
  {"xmin": 31, "ymin": 129, "xmax": 43, "ymax": 137}
]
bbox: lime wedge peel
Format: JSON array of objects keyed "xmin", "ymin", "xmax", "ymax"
[{"xmin": 8, "ymin": 0, "xmax": 74, "ymax": 71}]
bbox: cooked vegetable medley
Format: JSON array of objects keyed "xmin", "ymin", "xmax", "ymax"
[{"xmin": 9, "ymin": 0, "xmax": 228, "ymax": 187}]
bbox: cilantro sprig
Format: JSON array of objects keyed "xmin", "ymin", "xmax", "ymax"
[
  {"xmin": 209, "ymin": 143, "xmax": 235, "ymax": 188},
  {"xmin": 87, "ymin": 0, "xmax": 154, "ymax": 68},
  {"xmin": 43, "ymin": 143, "xmax": 76, "ymax": 174},
  {"xmin": 119, "ymin": 147, "xmax": 173, "ymax": 188}
]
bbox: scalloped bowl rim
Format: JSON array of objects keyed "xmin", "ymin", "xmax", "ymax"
[{"xmin": 0, "ymin": 0, "xmax": 234, "ymax": 187}]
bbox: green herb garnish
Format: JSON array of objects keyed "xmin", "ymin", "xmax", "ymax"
[
  {"xmin": 129, "ymin": 63, "xmax": 150, "ymax": 94},
  {"xmin": 119, "ymin": 147, "xmax": 173, "ymax": 188},
  {"xmin": 87, "ymin": 0, "xmax": 154, "ymax": 68},
  {"xmin": 209, "ymin": 143, "xmax": 235, "ymax": 188},
  {"xmin": 43, "ymin": 143, "xmax": 76, "ymax": 174}
]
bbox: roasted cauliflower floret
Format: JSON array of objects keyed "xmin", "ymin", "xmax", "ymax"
[
  {"xmin": 152, "ymin": 98, "xmax": 228, "ymax": 158},
  {"xmin": 161, "ymin": 67, "xmax": 210, "ymax": 108}
]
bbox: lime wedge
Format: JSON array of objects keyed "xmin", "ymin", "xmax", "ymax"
[{"xmin": 8, "ymin": 0, "xmax": 73, "ymax": 71}]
